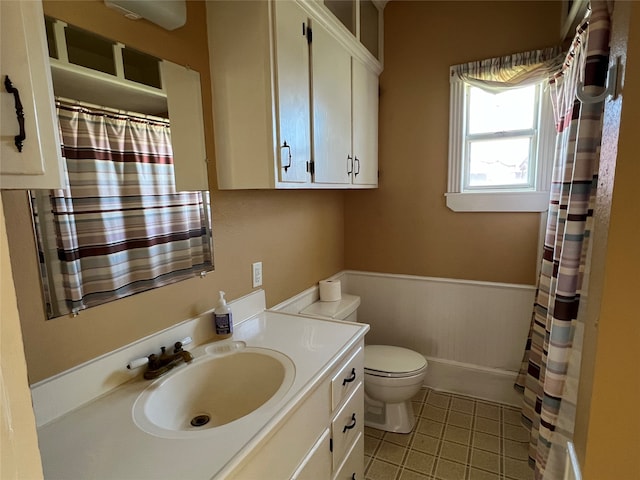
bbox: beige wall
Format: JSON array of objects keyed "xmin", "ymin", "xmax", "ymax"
[
  {"xmin": 4, "ymin": 1, "xmax": 344, "ymax": 383},
  {"xmin": 4, "ymin": 1, "xmax": 638, "ymax": 475},
  {"xmin": 1, "ymin": 197, "xmax": 44, "ymax": 479},
  {"xmin": 579, "ymin": 3, "xmax": 640, "ymax": 477},
  {"xmin": 345, "ymin": 1, "xmax": 561, "ymax": 285}
]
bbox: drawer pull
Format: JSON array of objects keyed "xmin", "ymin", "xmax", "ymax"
[
  {"xmin": 342, "ymin": 413, "xmax": 357, "ymax": 433},
  {"xmin": 281, "ymin": 141, "xmax": 292, "ymax": 172},
  {"xmin": 342, "ymin": 368, "xmax": 356, "ymax": 386},
  {"xmin": 4, "ymin": 76, "xmax": 26, "ymax": 152}
]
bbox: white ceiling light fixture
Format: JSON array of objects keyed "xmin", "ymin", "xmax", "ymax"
[{"xmin": 105, "ymin": 0, "xmax": 186, "ymax": 31}]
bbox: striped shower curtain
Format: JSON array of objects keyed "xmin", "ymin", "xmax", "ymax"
[
  {"xmin": 515, "ymin": 3, "xmax": 611, "ymax": 479},
  {"xmin": 49, "ymin": 102, "xmax": 213, "ymax": 316}
]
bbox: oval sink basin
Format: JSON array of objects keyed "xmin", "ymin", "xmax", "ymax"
[{"xmin": 133, "ymin": 347, "xmax": 295, "ymax": 438}]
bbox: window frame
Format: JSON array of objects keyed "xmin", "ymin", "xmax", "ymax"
[{"xmin": 446, "ymin": 71, "xmax": 555, "ymax": 212}]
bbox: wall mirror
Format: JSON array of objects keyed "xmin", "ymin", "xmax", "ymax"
[{"xmin": 32, "ymin": 16, "xmax": 213, "ymax": 319}]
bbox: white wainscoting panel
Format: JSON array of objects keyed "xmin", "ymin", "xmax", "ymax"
[
  {"xmin": 342, "ymin": 271, "xmax": 536, "ymax": 372},
  {"xmin": 271, "ymin": 271, "xmax": 536, "ymax": 404}
]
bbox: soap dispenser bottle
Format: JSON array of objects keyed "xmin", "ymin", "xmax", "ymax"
[{"xmin": 214, "ymin": 291, "xmax": 233, "ymax": 337}]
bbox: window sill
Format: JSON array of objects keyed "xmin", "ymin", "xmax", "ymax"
[{"xmin": 445, "ymin": 191, "xmax": 549, "ymax": 212}]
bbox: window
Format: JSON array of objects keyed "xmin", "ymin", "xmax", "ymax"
[
  {"xmin": 466, "ymin": 85, "xmax": 538, "ymax": 189},
  {"xmin": 447, "ymin": 66, "xmax": 556, "ymax": 212}
]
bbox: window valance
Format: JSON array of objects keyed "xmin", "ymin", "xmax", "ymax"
[{"xmin": 450, "ymin": 47, "xmax": 565, "ymax": 92}]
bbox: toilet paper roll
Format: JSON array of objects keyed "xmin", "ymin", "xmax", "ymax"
[{"xmin": 319, "ymin": 280, "xmax": 341, "ymax": 302}]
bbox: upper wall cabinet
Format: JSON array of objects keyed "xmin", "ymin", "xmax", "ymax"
[
  {"xmin": 207, "ymin": 0, "xmax": 383, "ymax": 190},
  {"xmin": 159, "ymin": 61, "xmax": 208, "ymax": 192},
  {"xmin": 1, "ymin": 0, "xmax": 64, "ymax": 189},
  {"xmin": 45, "ymin": 18, "xmax": 209, "ymax": 192},
  {"xmin": 324, "ymin": 0, "xmax": 383, "ymax": 61},
  {"xmin": 311, "ymin": 19, "xmax": 352, "ymax": 185},
  {"xmin": 1, "ymin": 7, "xmax": 208, "ymax": 192},
  {"xmin": 352, "ymin": 58, "xmax": 379, "ymax": 186}
]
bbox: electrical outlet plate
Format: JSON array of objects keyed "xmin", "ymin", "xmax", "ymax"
[{"xmin": 252, "ymin": 262, "xmax": 262, "ymax": 288}]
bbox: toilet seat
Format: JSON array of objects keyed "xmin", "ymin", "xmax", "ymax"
[{"xmin": 364, "ymin": 345, "xmax": 427, "ymax": 378}]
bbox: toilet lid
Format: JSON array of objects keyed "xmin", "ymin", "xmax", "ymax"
[
  {"xmin": 299, "ymin": 294, "xmax": 360, "ymax": 320},
  {"xmin": 364, "ymin": 345, "xmax": 427, "ymax": 375}
]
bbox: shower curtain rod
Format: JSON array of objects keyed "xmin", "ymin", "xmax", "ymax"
[{"xmin": 55, "ymin": 96, "xmax": 170, "ymax": 125}]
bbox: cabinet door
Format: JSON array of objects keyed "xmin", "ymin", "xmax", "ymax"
[
  {"xmin": 1, "ymin": 0, "xmax": 64, "ymax": 189},
  {"xmin": 332, "ymin": 433, "xmax": 364, "ymax": 480},
  {"xmin": 274, "ymin": 1, "xmax": 311, "ymax": 184},
  {"xmin": 291, "ymin": 428, "xmax": 332, "ymax": 480},
  {"xmin": 160, "ymin": 60, "xmax": 208, "ymax": 192},
  {"xmin": 359, "ymin": 0, "xmax": 381, "ymax": 60},
  {"xmin": 311, "ymin": 20, "xmax": 351, "ymax": 185},
  {"xmin": 351, "ymin": 58, "xmax": 378, "ymax": 186}
]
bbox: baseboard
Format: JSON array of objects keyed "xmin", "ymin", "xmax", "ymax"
[{"xmin": 423, "ymin": 357, "xmax": 522, "ymax": 406}]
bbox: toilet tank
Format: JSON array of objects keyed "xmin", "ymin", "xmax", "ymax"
[{"xmin": 299, "ymin": 294, "xmax": 361, "ymax": 322}]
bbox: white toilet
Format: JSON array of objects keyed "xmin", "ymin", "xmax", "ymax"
[{"xmin": 300, "ymin": 294, "xmax": 428, "ymax": 433}]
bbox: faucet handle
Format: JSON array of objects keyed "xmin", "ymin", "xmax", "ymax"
[
  {"xmin": 127, "ymin": 353, "xmax": 159, "ymax": 370},
  {"xmin": 126, "ymin": 357, "xmax": 149, "ymax": 370},
  {"xmin": 173, "ymin": 336, "xmax": 193, "ymax": 353},
  {"xmin": 147, "ymin": 353, "xmax": 161, "ymax": 369}
]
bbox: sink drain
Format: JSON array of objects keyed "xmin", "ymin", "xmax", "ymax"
[{"xmin": 190, "ymin": 414, "xmax": 210, "ymax": 427}]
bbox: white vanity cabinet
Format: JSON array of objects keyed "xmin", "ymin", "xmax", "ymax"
[
  {"xmin": 329, "ymin": 345, "xmax": 365, "ymax": 479},
  {"xmin": 1, "ymin": 0, "xmax": 64, "ymax": 189},
  {"xmin": 295, "ymin": 343, "xmax": 366, "ymax": 480},
  {"xmin": 207, "ymin": 0, "xmax": 382, "ymax": 190},
  {"xmin": 226, "ymin": 341, "xmax": 365, "ymax": 480},
  {"xmin": 34, "ymin": 293, "xmax": 371, "ymax": 480}
]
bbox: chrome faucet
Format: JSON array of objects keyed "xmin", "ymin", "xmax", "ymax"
[{"xmin": 127, "ymin": 337, "xmax": 194, "ymax": 380}]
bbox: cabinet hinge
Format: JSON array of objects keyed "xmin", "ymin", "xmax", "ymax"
[
  {"xmin": 329, "ymin": 437, "xmax": 333, "ymax": 452},
  {"xmin": 307, "ymin": 26, "xmax": 312, "ymax": 44},
  {"xmin": 306, "ymin": 161, "xmax": 315, "ymax": 175}
]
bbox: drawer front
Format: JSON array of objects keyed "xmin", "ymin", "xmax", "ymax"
[
  {"xmin": 331, "ymin": 345, "xmax": 364, "ymax": 411},
  {"xmin": 331, "ymin": 382, "xmax": 364, "ymax": 469},
  {"xmin": 332, "ymin": 432, "xmax": 364, "ymax": 480}
]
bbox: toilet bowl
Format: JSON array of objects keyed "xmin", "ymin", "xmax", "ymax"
[
  {"xmin": 364, "ymin": 345, "xmax": 427, "ymax": 433},
  {"xmin": 299, "ymin": 294, "xmax": 428, "ymax": 433}
]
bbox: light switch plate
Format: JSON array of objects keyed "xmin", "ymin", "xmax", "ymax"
[{"xmin": 252, "ymin": 262, "xmax": 262, "ymax": 288}]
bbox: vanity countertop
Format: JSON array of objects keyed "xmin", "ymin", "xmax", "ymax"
[{"xmin": 37, "ymin": 310, "xmax": 368, "ymax": 479}]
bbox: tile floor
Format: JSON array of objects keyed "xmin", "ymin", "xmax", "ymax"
[{"xmin": 364, "ymin": 388, "xmax": 533, "ymax": 480}]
